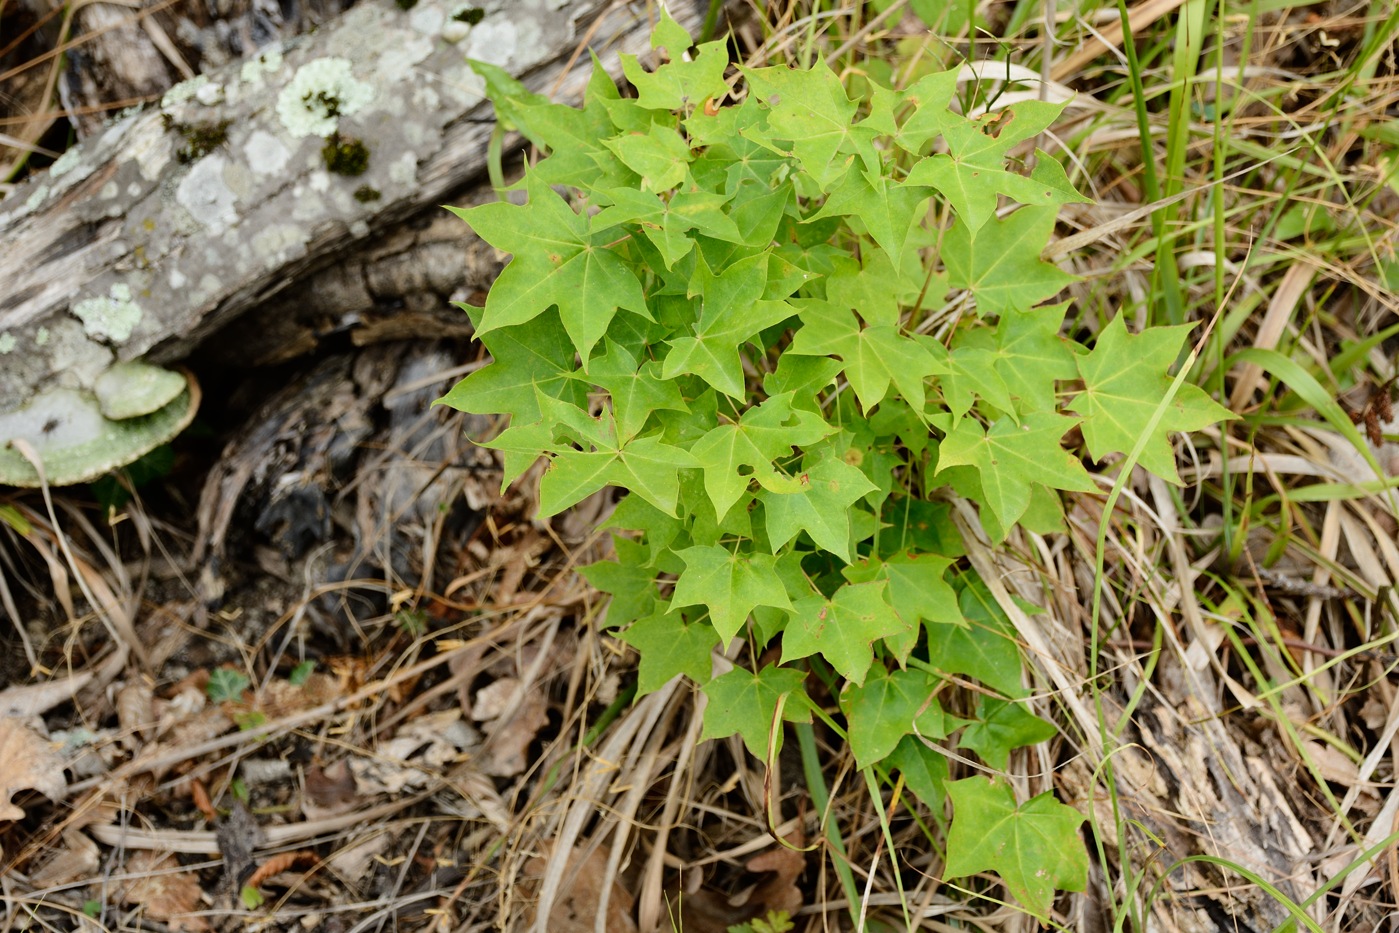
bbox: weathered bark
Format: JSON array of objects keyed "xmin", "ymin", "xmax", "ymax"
[{"xmin": 0, "ymin": 0, "xmax": 705, "ymax": 413}]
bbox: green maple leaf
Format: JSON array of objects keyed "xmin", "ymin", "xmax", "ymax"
[
  {"xmin": 661, "ymin": 254, "xmax": 795, "ymax": 397},
  {"xmin": 813, "ymin": 163, "xmax": 931, "ymax": 259},
  {"xmin": 968, "ymin": 301, "xmax": 1079, "ymax": 414},
  {"xmin": 945, "ymin": 777, "xmax": 1087, "ymax": 919},
  {"xmin": 939, "ymin": 345, "xmax": 1016, "ymax": 420},
  {"xmin": 579, "ymin": 538, "xmax": 657, "ymax": 629},
  {"xmin": 823, "ymin": 252, "xmax": 903, "ymax": 326},
  {"xmin": 463, "ymin": 175, "xmax": 648, "ymax": 359},
  {"xmin": 701, "ymin": 664, "xmax": 812, "ymax": 760},
  {"xmin": 741, "ymin": 64, "xmax": 873, "ymax": 189},
  {"xmin": 538, "ymin": 448, "xmax": 616, "ymax": 517},
  {"xmin": 685, "ymin": 95, "xmax": 790, "ymax": 193},
  {"xmin": 844, "ymin": 550, "xmax": 961, "ymax": 627},
  {"xmin": 436, "ymin": 308, "xmax": 584, "ymax": 421},
  {"xmin": 902, "ymin": 99, "xmax": 1087, "ymax": 231},
  {"xmin": 887, "ymin": 735, "xmax": 949, "ymax": 812},
  {"xmin": 1068, "ymin": 315, "xmax": 1235, "ymax": 483},
  {"xmin": 942, "ymin": 206, "xmax": 1076, "ymax": 316},
  {"xmin": 592, "ymin": 181, "xmax": 749, "ymax": 261},
  {"xmin": 790, "ymin": 300, "xmax": 942, "ymax": 412},
  {"xmin": 671, "ymin": 185, "xmax": 747, "ymax": 243},
  {"xmin": 481, "ymin": 417, "xmax": 554, "ymax": 489},
  {"xmin": 467, "ymin": 58, "xmax": 617, "ymax": 191},
  {"xmin": 619, "ymin": 605, "xmax": 720, "ymax": 695},
  {"xmin": 726, "ymin": 183, "xmax": 793, "ymax": 249},
  {"xmin": 842, "ymin": 550, "xmax": 961, "ymax": 663},
  {"xmin": 880, "ymin": 497, "xmax": 964, "ymax": 557},
  {"xmin": 691, "ymin": 393, "xmax": 834, "ymax": 517},
  {"xmin": 924, "ymin": 579, "xmax": 1024, "ymax": 696},
  {"xmin": 538, "ymin": 421, "xmax": 699, "ymax": 517},
  {"xmin": 781, "ymin": 581, "xmax": 906, "ymax": 685},
  {"xmin": 609, "ymin": 435, "xmax": 703, "ymax": 515},
  {"xmin": 891, "ymin": 69, "xmax": 960, "ymax": 154},
  {"xmin": 763, "ymin": 355, "xmax": 843, "ymax": 411},
  {"xmin": 841, "ymin": 666, "xmax": 953, "ymax": 769},
  {"xmin": 590, "ymin": 340, "xmax": 689, "ymax": 441},
  {"xmin": 671, "ymin": 545, "xmax": 793, "ymax": 643},
  {"xmin": 934, "ymin": 411, "xmax": 1095, "ymax": 530},
  {"xmin": 758, "ymin": 457, "xmax": 877, "ymax": 562},
  {"xmin": 603, "ymin": 123, "xmax": 692, "ymax": 193},
  {"xmin": 603, "ymin": 495, "xmax": 685, "ymax": 560},
  {"xmin": 620, "ymin": 8, "xmax": 729, "ymax": 111},
  {"xmin": 957, "ymin": 697, "xmax": 1057, "ymax": 771}
]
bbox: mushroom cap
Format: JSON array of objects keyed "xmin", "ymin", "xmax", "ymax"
[
  {"xmin": 0, "ymin": 370, "xmax": 199, "ymax": 488},
  {"xmin": 93, "ymin": 362, "xmax": 188, "ymax": 420}
]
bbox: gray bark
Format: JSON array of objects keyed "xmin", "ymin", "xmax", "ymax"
[{"xmin": 0, "ymin": 0, "xmax": 705, "ymax": 413}]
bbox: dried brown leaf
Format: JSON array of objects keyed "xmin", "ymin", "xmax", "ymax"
[
  {"xmin": 29, "ymin": 830, "xmax": 100, "ymax": 887},
  {"xmin": 472, "ymin": 677, "xmax": 518, "ymax": 721},
  {"xmin": 481, "ymin": 687, "xmax": 549, "ymax": 777},
  {"xmin": 115, "ymin": 681, "xmax": 155, "ymax": 751},
  {"xmin": 676, "ymin": 833, "xmax": 808, "ymax": 933},
  {"xmin": 304, "ymin": 759, "xmax": 359, "ymax": 814},
  {"xmin": 118, "ymin": 851, "xmax": 211, "ymax": 932},
  {"xmin": 253, "ymin": 671, "xmax": 341, "ymax": 719},
  {"xmin": 744, "ymin": 835, "xmax": 805, "ymax": 917},
  {"xmin": 0, "ymin": 717, "xmax": 67, "ymax": 821},
  {"xmin": 521, "ymin": 844, "xmax": 637, "ymax": 933}
]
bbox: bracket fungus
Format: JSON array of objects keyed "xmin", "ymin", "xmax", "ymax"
[{"xmin": 0, "ymin": 363, "xmax": 198, "ymax": 488}]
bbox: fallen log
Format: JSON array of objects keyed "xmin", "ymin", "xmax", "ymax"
[{"xmin": 0, "ymin": 0, "xmax": 705, "ymax": 483}]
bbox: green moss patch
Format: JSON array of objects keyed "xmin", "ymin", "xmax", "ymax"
[{"xmin": 322, "ymin": 135, "xmax": 370, "ymax": 176}]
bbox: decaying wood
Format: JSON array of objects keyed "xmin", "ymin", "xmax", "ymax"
[
  {"xmin": 1064, "ymin": 679, "xmax": 1320, "ymax": 933},
  {"xmin": 59, "ymin": 0, "xmax": 360, "ymax": 138},
  {"xmin": 191, "ymin": 340, "xmax": 499, "ymax": 615},
  {"xmin": 0, "ymin": 0, "xmax": 706, "ymax": 414}
]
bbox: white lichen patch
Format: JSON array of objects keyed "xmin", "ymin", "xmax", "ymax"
[
  {"xmin": 389, "ymin": 151, "xmax": 419, "ymax": 188},
  {"xmin": 128, "ymin": 117, "xmax": 175, "ymax": 181},
  {"xmin": 252, "ymin": 224, "xmax": 310, "ymax": 267},
  {"xmin": 440, "ymin": 63, "xmax": 486, "ymax": 107},
  {"xmin": 35, "ymin": 328, "xmax": 49, "ymax": 347},
  {"xmin": 463, "ymin": 18, "xmax": 522, "ymax": 67},
  {"xmin": 195, "ymin": 81, "xmax": 224, "ymax": 106},
  {"xmin": 412, "ymin": 85, "xmax": 440, "ymax": 113},
  {"xmin": 0, "ymin": 334, "xmax": 15, "ymax": 354},
  {"xmin": 276, "ymin": 57, "xmax": 374, "ymax": 138},
  {"xmin": 25, "ymin": 185, "xmax": 49, "ymax": 213},
  {"xmin": 162, "ymin": 75, "xmax": 209, "ymax": 108},
  {"xmin": 176, "ymin": 154, "xmax": 238, "ymax": 235},
  {"xmin": 241, "ymin": 48, "xmax": 284, "ymax": 87},
  {"xmin": 72, "ymin": 283, "xmax": 143, "ymax": 344},
  {"xmin": 409, "ymin": 6, "xmax": 444, "ymax": 34},
  {"xmin": 244, "ymin": 130, "xmax": 291, "ymax": 176},
  {"xmin": 49, "ymin": 148, "xmax": 83, "ymax": 178},
  {"xmin": 377, "ymin": 35, "xmax": 434, "ymax": 79}
]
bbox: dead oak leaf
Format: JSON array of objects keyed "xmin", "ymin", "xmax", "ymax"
[
  {"xmin": 0, "ymin": 717, "xmax": 67, "ymax": 821},
  {"xmin": 745, "ymin": 837, "xmax": 806, "ymax": 917},
  {"xmin": 521, "ymin": 844, "xmax": 637, "ymax": 933},
  {"xmin": 118, "ymin": 850, "xmax": 211, "ymax": 932}
]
